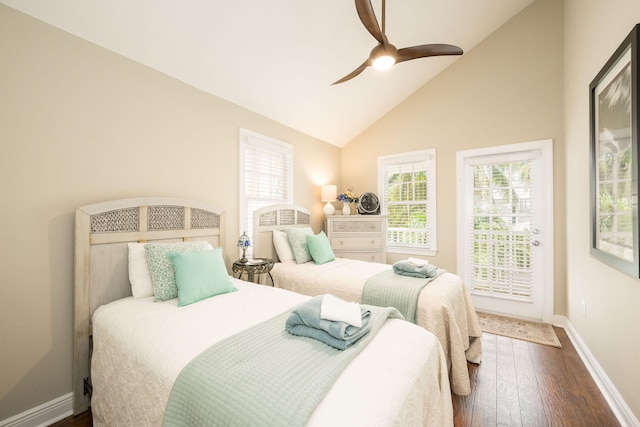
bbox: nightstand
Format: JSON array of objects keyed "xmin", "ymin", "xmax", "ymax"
[{"xmin": 232, "ymin": 258, "xmax": 275, "ymax": 285}]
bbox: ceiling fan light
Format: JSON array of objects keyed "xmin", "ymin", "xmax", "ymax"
[
  {"xmin": 372, "ymin": 55, "xmax": 395, "ymax": 70},
  {"xmin": 370, "ymin": 43, "xmax": 397, "ymax": 71}
]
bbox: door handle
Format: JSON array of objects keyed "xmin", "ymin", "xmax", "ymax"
[{"xmin": 532, "ymin": 240, "xmax": 541, "ymax": 246}]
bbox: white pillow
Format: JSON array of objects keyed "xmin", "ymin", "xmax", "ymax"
[
  {"xmin": 128, "ymin": 242, "xmax": 154, "ymax": 298},
  {"xmin": 128, "ymin": 241, "xmax": 213, "ymax": 298},
  {"xmin": 272, "ymin": 229, "xmax": 295, "ymax": 262}
]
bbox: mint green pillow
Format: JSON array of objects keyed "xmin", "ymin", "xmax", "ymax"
[
  {"xmin": 306, "ymin": 231, "xmax": 336, "ymax": 265},
  {"xmin": 144, "ymin": 241, "xmax": 212, "ymax": 301},
  {"xmin": 167, "ymin": 248, "xmax": 237, "ymax": 307},
  {"xmin": 285, "ymin": 227, "xmax": 314, "ymax": 264}
]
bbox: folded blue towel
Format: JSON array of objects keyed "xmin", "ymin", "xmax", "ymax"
[
  {"xmin": 392, "ymin": 260, "xmax": 439, "ymax": 278},
  {"xmin": 286, "ymin": 295, "xmax": 371, "ymax": 350}
]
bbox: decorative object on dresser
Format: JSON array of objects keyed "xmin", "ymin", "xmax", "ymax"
[
  {"xmin": 321, "ymin": 184, "xmax": 337, "ymax": 215},
  {"xmin": 325, "ymin": 214, "xmax": 387, "ymax": 263},
  {"xmin": 337, "ymin": 188, "xmax": 359, "ymax": 215},
  {"xmin": 357, "ymin": 192, "xmax": 380, "ymax": 214}
]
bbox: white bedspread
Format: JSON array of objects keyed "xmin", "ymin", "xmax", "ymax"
[
  {"xmin": 91, "ymin": 279, "xmax": 453, "ymax": 426},
  {"xmin": 272, "ymin": 258, "xmax": 483, "ymax": 395}
]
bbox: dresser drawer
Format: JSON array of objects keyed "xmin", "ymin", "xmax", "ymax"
[
  {"xmin": 334, "ymin": 251, "xmax": 384, "ymax": 263},
  {"xmin": 329, "ymin": 219, "xmax": 383, "ymax": 234},
  {"xmin": 331, "ymin": 236, "xmax": 383, "ymax": 250}
]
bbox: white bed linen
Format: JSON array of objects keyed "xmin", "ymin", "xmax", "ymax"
[
  {"xmin": 91, "ymin": 279, "xmax": 453, "ymax": 426},
  {"xmin": 271, "ymin": 258, "xmax": 483, "ymax": 395}
]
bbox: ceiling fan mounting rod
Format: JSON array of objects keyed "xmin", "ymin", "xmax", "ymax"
[{"xmin": 381, "ymin": 0, "xmax": 386, "ymax": 35}]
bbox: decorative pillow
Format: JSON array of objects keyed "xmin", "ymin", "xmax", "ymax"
[
  {"xmin": 144, "ymin": 241, "xmax": 212, "ymax": 302},
  {"xmin": 167, "ymin": 248, "xmax": 237, "ymax": 307},
  {"xmin": 306, "ymin": 231, "xmax": 336, "ymax": 265},
  {"xmin": 285, "ymin": 227, "xmax": 314, "ymax": 264},
  {"xmin": 272, "ymin": 229, "xmax": 295, "ymax": 262},
  {"xmin": 128, "ymin": 242, "xmax": 154, "ymax": 298}
]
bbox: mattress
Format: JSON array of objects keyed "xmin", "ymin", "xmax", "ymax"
[
  {"xmin": 90, "ymin": 279, "xmax": 453, "ymax": 426},
  {"xmin": 271, "ymin": 258, "xmax": 483, "ymax": 395}
]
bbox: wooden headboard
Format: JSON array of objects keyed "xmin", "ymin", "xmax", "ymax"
[
  {"xmin": 73, "ymin": 197, "xmax": 224, "ymax": 414},
  {"xmin": 252, "ymin": 204, "xmax": 312, "ymax": 261}
]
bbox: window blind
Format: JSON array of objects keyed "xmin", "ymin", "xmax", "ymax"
[
  {"xmin": 467, "ymin": 161, "xmax": 534, "ymax": 301},
  {"xmin": 239, "ymin": 129, "xmax": 293, "ymax": 256},
  {"xmin": 378, "ymin": 150, "xmax": 436, "ymax": 253}
]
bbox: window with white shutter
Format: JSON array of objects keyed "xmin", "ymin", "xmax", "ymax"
[
  {"xmin": 378, "ymin": 149, "xmax": 437, "ymax": 255},
  {"xmin": 239, "ymin": 129, "xmax": 293, "ymax": 256}
]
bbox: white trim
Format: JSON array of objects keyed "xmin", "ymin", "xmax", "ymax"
[
  {"xmin": 561, "ymin": 317, "xmax": 640, "ymax": 427},
  {"xmin": 456, "ymin": 139, "xmax": 554, "ymax": 323},
  {"xmin": 0, "ymin": 393, "xmax": 73, "ymax": 427}
]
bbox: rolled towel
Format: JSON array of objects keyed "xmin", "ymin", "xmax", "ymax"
[
  {"xmin": 393, "ymin": 260, "xmax": 439, "ymax": 278},
  {"xmin": 321, "ymin": 294, "xmax": 362, "ymax": 328},
  {"xmin": 286, "ymin": 295, "xmax": 371, "ymax": 350}
]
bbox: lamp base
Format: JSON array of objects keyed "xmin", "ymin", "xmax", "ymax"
[
  {"xmin": 323, "ymin": 201, "xmax": 335, "ymax": 216},
  {"xmin": 239, "ymin": 248, "xmax": 248, "ymax": 263}
]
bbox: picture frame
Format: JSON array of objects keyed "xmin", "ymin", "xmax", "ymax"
[{"xmin": 590, "ymin": 24, "xmax": 640, "ymax": 277}]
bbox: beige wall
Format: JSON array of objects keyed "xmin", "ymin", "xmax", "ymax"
[
  {"xmin": 4, "ymin": 0, "xmax": 640, "ymax": 422},
  {"xmin": 342, "ymin": 0, "xmax": 566, "ymax": 313},
  {"xmin": 0, "ymin": 5, "xmax": 341, "ymax": 419},
  {"xmin": 564, "ymin": 0, "xmax": 640, "ymax": 419}
]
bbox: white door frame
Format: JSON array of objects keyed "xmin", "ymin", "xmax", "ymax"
[{"xmin": 456, "ymin": 139, "xmax": 554, "ymax": 323}]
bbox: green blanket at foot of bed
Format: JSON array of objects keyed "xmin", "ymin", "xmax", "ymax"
[
  {"xmin": 162, "ymin": 305, "xmax": 402, "ymax": 427},
  {"xmin": 362, "ymin": 269, "xmax": 445, "ymax": 323}
]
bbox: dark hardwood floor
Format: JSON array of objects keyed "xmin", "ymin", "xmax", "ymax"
[
  {"xmin": 453, "ymin": 327, "xmax": 619, "ymax": 427},
  {"xmin": 51, "ymin": 327, "xmax": 619, "ymax": 427}
]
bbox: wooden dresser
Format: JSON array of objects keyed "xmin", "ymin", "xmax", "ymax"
[{"xmin": 325, "ymin": 215, "xmax": 387, "ymax": 263}]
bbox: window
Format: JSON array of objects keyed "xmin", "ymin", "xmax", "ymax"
[
  {"xmin": 239, "ymin": 129, "xmax": 293, "ymax": 256},
  {"xmin": 378, "ymin": 149, "xmax": 437, "ymax": 255}
]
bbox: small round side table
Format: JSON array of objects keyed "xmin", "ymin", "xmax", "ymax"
[{"xmin": 232, "ymin": 258, "xmax": 275, "ymax": 286}]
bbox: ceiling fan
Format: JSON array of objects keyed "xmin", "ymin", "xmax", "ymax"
[{"xmin": 332, "ymin": 0, "xmax": 463, "ymax": 85}]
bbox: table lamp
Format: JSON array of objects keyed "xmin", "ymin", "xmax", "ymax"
[
  {"xmin": 321, "ymin": 184, "xmax": 337, "ymax": 215},
  {"xmin": 237, "ymin": 231, "xmax": 251, "ymax": 263}
]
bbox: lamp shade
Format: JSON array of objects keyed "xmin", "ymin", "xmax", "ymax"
[
  {"xmin": 321, "ymin": 185, "xmax": 337, "ymax": 202},
  {"xmin": 321, "ymin": 184, "xmax": 337, "ymax": 216}
]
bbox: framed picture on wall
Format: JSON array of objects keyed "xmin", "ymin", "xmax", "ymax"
[{"xmin": 590, "ymin": 24, "xmax": 640, "ymax": 277}]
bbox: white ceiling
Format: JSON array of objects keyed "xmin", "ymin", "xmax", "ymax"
[{"xmin": 1, "ymin": 0, "xmax": 533, "ymax": 146}]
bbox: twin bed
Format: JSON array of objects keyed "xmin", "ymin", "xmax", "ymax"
[
  {"xmin": 253, "ymin": 204, "xmax": 483, "ymax": 396},
  {"xmin": 73, "ymin": 197, "xmax": 456, "ymax": 426}
]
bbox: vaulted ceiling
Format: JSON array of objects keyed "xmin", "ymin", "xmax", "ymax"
[{"xmin": 0, "ymin": 0, "xmax": 534, "ymax": 146}]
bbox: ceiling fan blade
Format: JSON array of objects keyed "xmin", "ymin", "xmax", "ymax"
[
  {"xmin": 396, "ymin": 44, "xmax": 463, "ymax": 63},
  {"xmin": 332, "ymin": 60, "xmax": 370, "ymax": 85},
  {"xmin": 355, "ymin": 0, "xmax": 384, "ymax": 44}
]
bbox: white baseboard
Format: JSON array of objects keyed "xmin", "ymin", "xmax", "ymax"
[
  {"xmin": 0, "ymin": 393, "xmax": 73, "ymax": 427},
  {"xmin": 560, "ymin": 316, "xmax": 640, "ymax": 427}
]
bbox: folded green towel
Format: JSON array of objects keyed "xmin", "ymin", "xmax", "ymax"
[
  {"xmin": 286, "ymin": 295, "xmax": 371, "ymax": 350},
  {"xmin": 393, "ymin": 260, "xmax": 439, "ymax": 278}
]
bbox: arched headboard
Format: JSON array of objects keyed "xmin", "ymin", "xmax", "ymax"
[
  {"xmin": 73, "ymin": 197, "xmax": 224, "ymax": 414},
  {"xmin": 252, "ymin": 204, "xmax": 311, "ymax": 260}
]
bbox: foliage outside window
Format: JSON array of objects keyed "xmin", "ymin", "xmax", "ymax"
[
  {"xmin": 378, "ymin": 150, "xmax": 436, "ymax": 255},
  {"xmin": 239, "ymin": 128, "xmax": 293, "ymax": 257}
]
